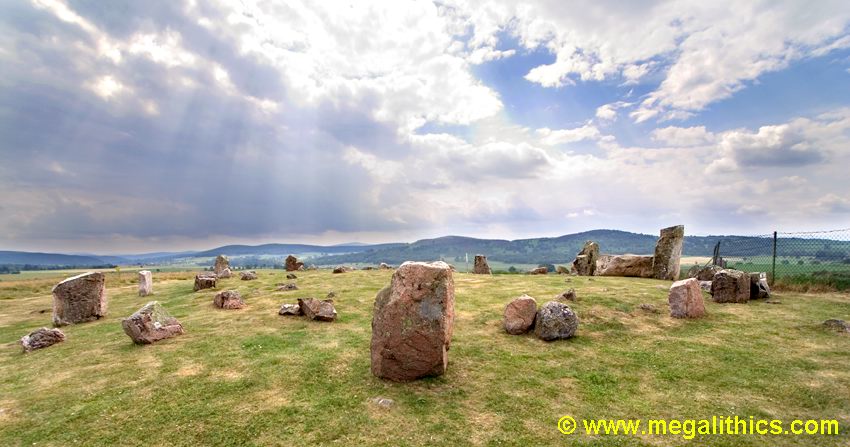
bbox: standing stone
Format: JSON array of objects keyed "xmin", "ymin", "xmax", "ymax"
[
  {"xmin": 213, "ymin": 290, "xmax": 245, "ymax": 309},
  {"xmin": 534, "ymin": 301, "xmax": 579, "ymax": 341},
  {"xmin": 749, "ymin": 272, "xmax": 771, "ymax": 299},
  {"xmin": 472, "ymin": 254, "xmax": 492, "ymax": 274},
  {"xmin": 503, "ymin": 295, "xmax": 538, "ymax": 335},
  {"xmin": 572, "ymin": 241, "xmax": 600, "ymax": 276},
  {"xmin": 596, "ymin": 255, "xmax": 654, "ymax": 277},
  {"xmin": 240, "ymin": 271, "xmax": 258, "ymax": 281},
  {"xmin": 371, "ymin": 261, "xmax": 454, "ymax": 382},
  {"xmin": 138, "ymin": 270, "xmax": 153, "ymax": 297},
  {"xmin": 20, "ymin": 327, "xmax": 66, "ymax": 353},
  {"xmin": 213, "ymin": 255, "xmax": 231, "ymax": 277},
  {"xmin": 298, "ymin": 298, "xmax": 337, "ymax": 321},
  {"xmin": 668, "ymin": 278, "xmax": 706, "ymax": 318},
  {"xmin": 711, "ymin": 269, "xmax": 750, "ymax": 303},
  {"xmin": 285, "ymin": 255, "xmax": 304, "ymax": 272},
  {"xmin": 652, "ymin": 225, "xmax": 685, "ymax": 280},
  {"xmin": 52, "ymin": 272, "xmax": 107, "ymax": 326},
  {"xmin": 121, "ymin": 301, "xmax": 184, "ymax": 344},
  {"xmin": 193, "ymin": 273, "xmax": 217, "ymax": 291}
]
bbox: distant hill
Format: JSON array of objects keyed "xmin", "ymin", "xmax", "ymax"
[
  {"xmin": 0, "ymin": 251, "xmax": 113, "ymax": 267},
  {"xmin": 192, "ymin": 242, "xmax": 406, "ymax": 258}
]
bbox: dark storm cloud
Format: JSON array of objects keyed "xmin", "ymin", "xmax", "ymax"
[{"xmin": 0, "ymin": 0, "xmax": 418, "ymax": 244}]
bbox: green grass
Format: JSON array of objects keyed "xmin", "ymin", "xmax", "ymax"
[{"xmin": 1, "ymin": 270, "xmax": 849, "ymax": 446}]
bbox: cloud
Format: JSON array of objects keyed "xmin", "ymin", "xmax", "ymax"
[
  {"xmin": 651, "ymin": 126, "xmax": 715, "ymax": 147},
  {"xmin": 447, "ymin": 0, "xmax": 850, "ymax": 121},
  {"xmin": 535, "ymin": 124, "xmax": 601, "ymax": 145}
]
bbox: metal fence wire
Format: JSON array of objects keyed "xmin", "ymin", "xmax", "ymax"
[{"xmin": 704, "ymin": 228, "xmax": 850, "ymax": 290}]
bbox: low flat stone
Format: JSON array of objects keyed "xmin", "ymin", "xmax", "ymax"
[
  {"xmin": 823, "ymin": 319, "xmax": 850, "ymax": 332},
  {"xmin": 379, "ymin": 263, "xmax": 393, "ymax": 270},
  {"xmin": 278, "ymin": 303, "xmax": 302, "ymax": 316},
  {"xmin": 276, "ymin": 283, "xmax": 299, "ymax": 291},
  {"xmin": 194, "ymin": 274, "xmax": 217, "ymax": 292},
  {"xmin": 332, "ymin": 266, "xmax": 350, "ymax": 274},
  {"xmin": 528, "ymin": 267, "xmax": 548, "ymax": 275},
  {"xmin": 286, "ymin": 273, "xmax": 297, "ymax": 279},
  {"xmin": 638, "ymin": 303, "xmax": 660, "ymax": 314},
  {"xmin": 20, "ymin": 327, "xmax": 65, "ymax": 353},
  {"xmin": 240, "ymin": 271, "xmax": 258, "ymax": 281},
  {"xmin": 121, "ymin": 301, "xmax": 184, "ymax": 344},
  {"xmin": 214, "ymin": 290, "xmax": 245, "ymax": 309},
  {"xmin": 555, "ymin": 288, "xmax": 577, "ymax": 301},
  {"xmin": 298, "ymin": 298, "xmax": 337, "ymax": 321}
]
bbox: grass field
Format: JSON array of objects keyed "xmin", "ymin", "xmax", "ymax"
[{"xmin": 1, "ymin": 269, "xmax": 849, "ymax": 446}]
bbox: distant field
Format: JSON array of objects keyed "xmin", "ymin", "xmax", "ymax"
[{"xmin": 1, "ymin": 269, "xmax": 848, "ymax": 445}]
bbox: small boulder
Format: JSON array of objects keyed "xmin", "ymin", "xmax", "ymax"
[
  {"xmin": 213, "ymin": 290, "xmax": 245, "ymax": 309},
  {"xmin": 473, "ymin": 254, "xmax": 492, "ymax": 274},
  {"xmin": 52, "ymin": 272, "xmax": 107, "ymax": 326},
  {"xmin": 699, "ymin": 281, "xmax": 712, "ymax": 292},
  {"xmin": 688, "ymin": 264, "xmax": 722, "ymax": 281},
  {"xmin": 528, "ymin": 266, "xmax": 548, "ymax": 275},
  {"xmin": 332, "ymin": 266, "xmax": 350, "ymax": 274},
  {"xmin": 379, "ymin": 263, "xmax": 393, "ymax": 270},
  {"xmin": 286, "ymin": 273, "xmax": 297, "ymax": 280},
  {"xmin": 668, "ymin": 278, "xmax": 706, "ymax": 318},
  {"xmin": 121, "ymin": 301, "xmax": 184, "ymax": 344},
  {"xmin": 240, "ymin": 271, "xmax": 258, "ymax": 281},
  {"xmin": 326, "ymin": 291, "xmax": 337, "ymax": 299},
  {"xmin": 638, "ymin": 303, "xmax": 660, "ymax": 314},
  {"xmin": 555, "ymin": 288, "xmax": 577, "ymax": 302},
  {"xmin": 823, "ymin": 319, "xmax": 849, "ymax": 332},
  {"xmin": 278, "ymin": 303, "xmax": 302, "ymax": 316},
  {"xmin": 193, "ymin": 273, "xmax": 217, "ymax": 291},
  {"xmin": 711, "ymin": 269, "xmax": 750, "ymax": 303},
  {"xmin": 285, "ymin": 255, "xmax": 304, "ymax": 272},
  {"xmin": 20, "ymin": 327, "xmax": 65, "ymax": 353},
  {"xmin": 277, "ymin": 283, "xmax": 299, "ymax": 291},
  {"xmin": 503, "ymin": 295, "xmax": 538, "ymax": 335},
  {"xmin": 138, "ymin": 270, "xmax": 153, "ymax": 296},
  {"xmin": 298, "ymin": 298, "xmax": 337, "ymax": 321},
  {"xmin": 218, "ymin": 268, "xmax": 232, "ymax": 279},
  {"xmin": 555, "ymin": 265, "xmax": 570, "ymax": 274},
  {"xmin": 749, "ymin": 272, "xmax": 771, "ymax": 299},
  {"xmin": 534, "ymin": 301, "xmax": 579, "ymax": 341}
]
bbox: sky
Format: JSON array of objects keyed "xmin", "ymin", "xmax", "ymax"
[{"xmin": 1, "ymin": 0, "xmax": 850, "ymax": 254}]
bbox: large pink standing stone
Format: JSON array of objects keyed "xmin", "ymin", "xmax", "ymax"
[
  {"xmin": 668, "ymin": 278, "xmax": 706, "ymax": 318},
  {"xmin": 370, "ymin": 261, "xmax": 455, "ymax": 382},
  {"xmin": 52, "ymin": 272, "xmax": 107, "ymax": 326}
]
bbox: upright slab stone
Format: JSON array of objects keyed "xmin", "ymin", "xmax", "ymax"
[
  {"xmin": 213, "ymin": 255, "xmax": 231, "ymax": 277},
  {"xmin": 668, "ymin": 278, "xmax": 706, "ymax": 318},
  {"xmin": 572, "ymin": 241, "xmax": 600, "ymax": 276},
  {"xmin": 596, "ymin": 255, "xmax": 654, "ymax": 277},
  {"xmin": 285, "ymin": 255, "xmax": 304, "ymax": 272},
  {"xmin": 749, "ymin": 272, "xmax": 771, "ymax": 299},
  {"xmin": 52, "ymin": 272, "xmax": 107, "ymax": 326},
  {"xmin": 652, "ymin": 225, "xmax": 685, "ymax": 280},
  {"xmin": 121, "ymin": 301, "xmax": 184, "ymax": 344},
  {"xmin": 138, "ymin": 270, "xmax": 153, "ymax": 297},
  {"xmin": 711, "ymin": 269, "xmax": 750, "ymax": 303},
  {"xmin": 472, "ymin": 254, "xmax": 492, "ymax": 274},
  {"xmin": 371, "ymin": 261, "xmax": 454, "ymax": 382},
  {"xmin": 20, "ymin": 327, "xmax": 66, "ymax": 353}
]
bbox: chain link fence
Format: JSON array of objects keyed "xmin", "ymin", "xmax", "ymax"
[{"xmin": 694, "ymin": 228, "xmax": 850, "ymax": 291}]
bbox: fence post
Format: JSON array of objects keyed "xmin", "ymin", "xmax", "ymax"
[{"xmin": 771, "ymin": 231, "xmax": 777, "ymax": 286}]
